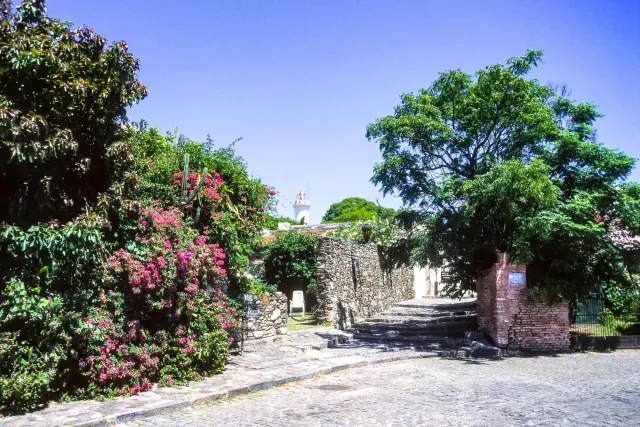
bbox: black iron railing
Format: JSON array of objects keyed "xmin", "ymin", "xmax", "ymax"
[{"xmin": 571, "ymin": 296, "xmax": 640, "ymax": 337}]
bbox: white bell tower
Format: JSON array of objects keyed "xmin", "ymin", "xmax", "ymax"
[{"xmin": 293, "ymin": 190, "xmax": 311, "ymax": 225}]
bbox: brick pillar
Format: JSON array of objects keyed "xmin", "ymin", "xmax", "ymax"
[{"xmin": 476, "ymin": 253, "xmax": 570, "ymax": 351}]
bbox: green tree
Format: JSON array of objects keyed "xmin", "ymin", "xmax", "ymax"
[
  {"xmin": 0, "ymin": 0, "xmax": 146, "ymax": 226},
  {"xmin": 264, "ymin": 214, "xmax": 299, "ymax": 229},
  {"xmin": 322, "ymin": 197, "xmax": 396, "ymax": 223},
  {"xmin": 263, "ymin": 232, "xmax": 318, "ymax": 300},
  {"xmin": 0, "ymin": 1, "xmax": 146, "ymax": 411},
  {"xmin": 368, "ymin": 50, "xmax": 640, "ymax": 301}
]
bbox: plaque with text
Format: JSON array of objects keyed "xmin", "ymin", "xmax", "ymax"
[
  {"xmin": 508, "ymin": 272, "xmax": 526, "ymax": 285},
  {"xmin": 247, "ymin": 309, "xmax": 261, "ymax": 317}
]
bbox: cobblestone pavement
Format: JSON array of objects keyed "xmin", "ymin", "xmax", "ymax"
[
  {"xmin": 122, "ymin": 352, "xmax": 640, "ymax": 427},
  {"xmin": 0, "ymin": 331, "xmax": 440, "ymax": 427}
]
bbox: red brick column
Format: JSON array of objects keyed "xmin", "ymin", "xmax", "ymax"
[{"xmin": 476, "ymin": 253, "xmax": 570, "ymax": 351}]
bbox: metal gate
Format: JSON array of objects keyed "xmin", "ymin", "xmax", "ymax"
[{"xmin": 571, "ymin": 295, "xmax": 640, "ymax": 337}]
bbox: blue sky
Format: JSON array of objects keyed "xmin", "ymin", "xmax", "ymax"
[{"xmin": 49, "ymin": 0, "xmax": 640, "ymax": 222}]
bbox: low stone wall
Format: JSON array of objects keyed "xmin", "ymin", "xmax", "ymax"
[
  {"xmin": 243, "ymin": 292, "xmax": 288, "ymax": 340},
  {"xmin": 476, "ymin": 253, "xmax": 570, "ymax": 351},
  {"xmin": 316, "ymin": 237, "xmax": 415, "ymax": 329}
]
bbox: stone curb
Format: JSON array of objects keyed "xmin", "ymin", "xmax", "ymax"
[{"xmin": 69, "ymin": 352, "xmax": 437, "ymax": 427}]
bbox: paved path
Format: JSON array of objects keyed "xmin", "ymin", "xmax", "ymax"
[
  {"xmin": 122, "ymin": 352, "xmax": 640, "ymax": 427},
  {"xmin": 1, "ymin": 331, "xmax": 440, "ymax": 427}
]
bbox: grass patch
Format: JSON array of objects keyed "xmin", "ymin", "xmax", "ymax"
[
  {"xmin": 287, "ymin": 314, "xmax": 331, "ymax": 332},
  {"xmin": 571, "ymin": 317, "xmax": 640, "ymax": 337}
]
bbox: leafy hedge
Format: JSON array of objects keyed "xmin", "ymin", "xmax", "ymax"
[
  {"xmin": 263, "ymin": 232, "xmax": 319, "ymax": 303},
  {"xmin": 0, "ymin": 2, "xmax": 273, "ymax": 414}
]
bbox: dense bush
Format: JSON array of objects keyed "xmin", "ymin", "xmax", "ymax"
[
  {"xmin": 322, "ymin": 197, "xmax": 396, "ymax": 223},
  {"xmin": 0, "ymin": 213, "xmax": 109, "ymax": 412},
  {"xmin": 122, "ymin": 123, "xmax": 276, "ymax": 292},
  {"xmin": 263, "ymin": 232, "xmax": 318, "ymax": 302},
  {"xmin": 330, "ymin": 215, "xmax": 400, "ymax": 248},
  {"xmin": 0, "ymin": 207, "xmax": 238, "ymax": 413},
  {"xmin": 78, "ymin": 207, "xmax": 235, "ymax": 398},
  {"xmin": 0, "ymin": 2, "xmax": 261, "ymax": 414},
  {"xmin": 0, "ymin": 0, "xmax": 146, "ymax": 226}
]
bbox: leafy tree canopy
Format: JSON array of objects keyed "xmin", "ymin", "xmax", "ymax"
[
  {"xmin": 264, "ymin": 214, "xmax": 299, "ymax": 229},
  {"xmin": 263, "ymin": 231, "xmax": 318, "ymax": 296},
  {"xmin": 322, "ymin": 197, "xmax": 396, "ymax": 223},
  {"xmin": 368, "ymin": 50, "xmax": 640, "ymax": 302},
  {"xmin": 0, "ymin": 0, "xmax": 146, "ymax": 226}
]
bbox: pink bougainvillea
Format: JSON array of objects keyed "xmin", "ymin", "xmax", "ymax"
[
  {"xmin": 172, "ymin": 170, "xmax": 225, "ymax": 204},
  {"xmin": 79, "ymin": 207, "xmax": 237, "ymax": 398}
]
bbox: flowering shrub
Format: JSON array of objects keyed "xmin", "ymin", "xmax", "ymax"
[
  {"xmin": 170, "ymin": 165, "xmax": 277, "ymax": 290},
  {"xmin": 77, "ymin": 207, "xmax": 237, "ymax": 398},
  {"xmin": 124, "ymin": 124, "xmax": 278, "ymax": 291},
  {"xmin": 0, "ymin": 4, "xmax": 271, "ymax": 414}
]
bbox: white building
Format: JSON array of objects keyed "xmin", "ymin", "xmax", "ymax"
[{"xmin": 293, "ymin": 190, "xmax": 311, "ymax": 225}]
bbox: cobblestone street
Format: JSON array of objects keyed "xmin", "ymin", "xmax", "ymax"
[{"xmin": 122, "ymin": 352, "xmax": 640, "ymax": 426}]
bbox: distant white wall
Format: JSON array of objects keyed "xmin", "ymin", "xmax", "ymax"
[{"xmin": 413, "ymin": 266, "xmax": 427, "ymax": 299}]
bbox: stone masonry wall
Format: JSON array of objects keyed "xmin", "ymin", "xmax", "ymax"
[
  {"xmin": 316, "ymin": 237, "xmax": 415, "ymax": 329},
  {"xmin": 243, "ymin": 292, "xmax": 288, "ymax": 340},
  {"xmin": 476, "ymin": 253, "xmax": 570, "ymax": 351}
]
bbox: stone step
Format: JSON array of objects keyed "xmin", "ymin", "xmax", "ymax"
[
  {"xmin": 365, "ymin": 314, "xmax": 477, "ymax": 325},
  {"xmin": 351, "ymin": 323, "xmax": 476, "ymax": 338},
  {"xmin": 345, "ymin": 299, "xmax": 479, "ymax": 347},
  {"xmin": 440, "ymin": 345, "xmax": 503, "ymax": 359},
  {"xmin": 384, "ymin": 307, "xmax": 476, "ymax": 317},
  {"xmin": 355, "ymin": 315, "xmax": 476, "ymax": 329},
  {"xmin": 353, "ymin": 329, "xmax": 467, "ymax": 339},
  {"xmin": 386, "ymin": 311, "xmax": 477, "ymax": 318},
  {"xmin": 351, "ymin": 334, "xmax": 476, "ymax": 346},
  {"xmin": 393, "ymin": 300, "xmax": 477, "ymax": 311},
  {"xmin": 341, "ymin": 333, "xmax": 502, "ymax": 359}
]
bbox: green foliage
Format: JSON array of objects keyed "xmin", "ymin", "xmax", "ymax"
[
  {"xmin": 329, "ymin": 215, "xmax": 400, "ymax": 248},
  {"xmin": 122, "ymin": 123, "xmax": 276, "ymax": 290},
  {"xmin": 80, "ymin": 207, "xmax": 235, "ymax": 398},
  {"xmin": 0, "ymin": 214, "xmax": 109, "ymax": 412},
  {"xmin": 263, "ymin": 232, "xmax": 318, "ymax": 296},
  {"xmin": 264, "ymin": 214, "xmax": 299, "ymax": 229},
  {"xmin": 0, "ymin": 3, "xmax": 269, "ymax": 412},
  {"xmin": 369, "ymin": 50, "xmax": 640, "ymax": 301},
  {"xmin": 0, "ymin": 0, "xmax": 146, "ymax": 226},
  {"xmin": 322, "ymin": 197, "xmax": 396, "ymax": 223},
  {"xmin": 0, "ymin": 214, "xmax": 109, "ymax": 302},
  {"xmin": 0, "ymin": 280, "xmax": 80, "ymax": 413},
  {"xmin": 242, "ymin": 277, "xmax": 277, "ymax": 297},
  {"xmin": 330, "ymin": 216, "xmax": 410, "ymax": 271}
]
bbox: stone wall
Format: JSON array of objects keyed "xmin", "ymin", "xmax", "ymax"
[
  {"xmin": 243, "ymin": 292, "xmax": 288, "ymax": 340},
  {"xmin": 316, "ymin": 237, "xmax": 415, "ymax": 329},
  {"xmin": 476, "ymin": 253, "xmax": 570, "ymax": 351}
]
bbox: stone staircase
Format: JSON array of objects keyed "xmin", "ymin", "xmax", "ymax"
[{"xmin": 342, "ymin": 298, "xmax": 502, "ymax": 358}]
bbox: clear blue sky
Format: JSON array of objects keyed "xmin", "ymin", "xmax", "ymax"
[{"xmin": 49, "ymin": 0, "xmax": 640, "ymax": 222}]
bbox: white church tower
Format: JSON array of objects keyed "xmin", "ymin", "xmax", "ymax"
[{"xmin": 293, "ymin": 190, "xmax": 311, "ymax": 225}]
